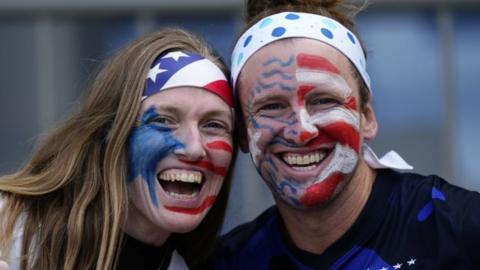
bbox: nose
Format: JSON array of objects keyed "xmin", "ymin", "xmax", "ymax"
[
  {"xmin": 282, "ymin": 109, "xmax": 319, "ymax": 145},
  {"xmin": 174, "ymin": 124, "xmax": 206, "ymax": 161}
]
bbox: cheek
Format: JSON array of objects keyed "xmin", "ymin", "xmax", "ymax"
[
  {"xmin": 321, "ymin": 122, "xmax": 361, "ymax": 152},
  {"xmin": 310, "ymin": 102, "xmax": 361, "ymax": 153},
  {"xmin": 250, "ymin": 119, "xmax": 283, "ymax": 147},
  {"xmin": 205, "ymin": 139, "xmax": 233, "ymax": 167},
  {"xmin": 128, "ymin": 127, "xmax": 167, "ymax": 182},
  {"xmin": 127, "ymin": 126, "xmax": 183, "ymax": 205}
]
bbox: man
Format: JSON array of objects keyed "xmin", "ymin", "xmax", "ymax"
[{"xmin": 208, "ymin": 8, "xmax": 480, "ymax": 270}]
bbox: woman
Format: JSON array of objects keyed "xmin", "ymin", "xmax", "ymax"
[{"xmin": 0, "ymin": 27, "xmax": 236, "ymax": 270}]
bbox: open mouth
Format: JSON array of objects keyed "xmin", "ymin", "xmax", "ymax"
[
  {"xmin": 278, "ymin": 148, "xmax": 333, "ymax": 171},
  {"xmin": 157, "ymin": 169, "xmax": 204, "ymax": 199}
]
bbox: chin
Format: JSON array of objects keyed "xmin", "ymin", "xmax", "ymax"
[{"xmin": 158, "ymin": 210, "xmax": 209, "ymax": 234}]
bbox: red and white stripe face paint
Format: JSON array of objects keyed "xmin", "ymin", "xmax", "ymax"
[{"xmin": 237, "ymin": 38, "xmax": 362, "ymax": 208}]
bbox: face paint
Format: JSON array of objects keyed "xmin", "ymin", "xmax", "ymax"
[
  {"xmin": 127, "ymin": 87, "xmax": 233, "ymax": 235},
  {"xmin": 179, "ymin": 159, "xmax": 227, "ymax": 177},
  {"xmin": 206, "ymin": 140, "xmax": 233, "ymax": 153},
  {"xmin": 164, "ymin": 196, "xmax": 216, "ymax": 215},
  {"xmin": 238, "ymin": 39, "xmax": 363, "ymax": 208},
  {"xmin": 128, "ymin": 107, "xmax": 184, "ymax": 206}
]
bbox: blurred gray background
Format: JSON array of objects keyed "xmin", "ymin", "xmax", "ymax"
[{"xmin": 1, "ymin": 0, "xmax": 479, "ymax": 233}]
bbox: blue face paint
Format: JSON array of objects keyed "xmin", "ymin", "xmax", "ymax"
[
  {"xmin": 128, "ymin": 107, "xmax": 184, "ymax": 206},
  {"xmin": 263, "ymin": 56, "xmax": 294, "ymax": 67},
  {"xmin": 261, "ymin": 69, "xmax": 295, "ymax": 80}
]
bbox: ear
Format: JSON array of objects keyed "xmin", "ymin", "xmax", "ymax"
[{"xmin": 361, "ymin": 102, "xmax": 378, "ymax": 141}]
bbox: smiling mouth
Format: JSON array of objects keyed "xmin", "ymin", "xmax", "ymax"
[
  {"xmin": 157, "ymin": 169, "xmax": 203, "ymax": 199},
  {"xmin": 278, "ymin": 148, "xmax": 333, "ymax": 171}
]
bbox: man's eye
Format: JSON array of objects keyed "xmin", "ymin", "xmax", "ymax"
[
  {"xmin": 260, "ymin": 103, "xmax": 286, "ymax": 111},
  {"xmin": 311, "ymin": 97, "xmax": 340, "ymax": 105}
]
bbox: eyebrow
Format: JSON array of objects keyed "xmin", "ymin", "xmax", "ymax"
[
  {"xmin": 202, "ymin": 109, "xmax": 232, "ymax": 120},
  {"xmin": 156, "ymin": 105, "xmax": 231, "ymax": 119},
  {"xmin": 296, "ymin": 70, "xmax": 351, "ymax": 98},
  {"xmin": 250, "ymin": 92, "xmax": 287, "ymax": 109},
  {"xmin": 152, "ymin": 105, "xmax": 181, "ymax": 115},
  {"xmin": 297, "ymin": 53, "xmax": 340, "ymax": 74}
]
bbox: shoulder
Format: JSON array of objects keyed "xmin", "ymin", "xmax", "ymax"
[
  {"xmin": 380, "ymin": 169, "xmax": 480, "ymax": 207},
  {"xmin": 382, "ymin": 170, "xmax": 480, "ymax": 257},
  {"xmin": 376, "ymin": 169, "xmax": 476, "ymax": 204}
]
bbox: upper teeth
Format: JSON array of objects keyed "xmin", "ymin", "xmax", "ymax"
[
  {"xmin": 283, "ymin": 152, "xmax": 326, "ymax": 166},
  {"xmin": 158, "ymin": 170, "xmax": 202, "ymax": 184}
]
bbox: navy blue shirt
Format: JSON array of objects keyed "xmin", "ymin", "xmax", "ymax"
[{"xmin": 208, "ymin": 169, "xmax": 480, "ymax": 269}]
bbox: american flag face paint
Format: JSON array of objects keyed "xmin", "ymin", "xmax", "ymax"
[
  {"xmin": 238, "ymin": 39, "xmax": 362, "ymax": 208},
  {"xmin": 127, "ymin": 86, "xmax": 233, "ymax": 234}
]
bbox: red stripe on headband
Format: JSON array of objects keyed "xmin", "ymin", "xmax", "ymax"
[{"xmin": 203, "ymin": 80, "xmax": 234, "ymax": 107}]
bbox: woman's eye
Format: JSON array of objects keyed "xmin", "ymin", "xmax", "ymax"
[
  {"xmin": 203, "ymin": 120, "xmax": 231, "ymax": 136},
  {"xmin": 149, "ymin": 116, "xmax": 172, "ymax": 125},
  {"xmin": 205, "ymin": 122, "xmax": 222, "ymax": 129},
  {"xmin": 205, "ymin": 121, "xmax": 229, "ymax": 130}
]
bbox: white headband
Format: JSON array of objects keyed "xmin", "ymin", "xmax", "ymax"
[{"xmin": 231, "ymin": 12, "xmax": 371, "ymax": 91}]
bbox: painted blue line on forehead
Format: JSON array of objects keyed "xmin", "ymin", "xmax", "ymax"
[
  {"xmin": 263, "ymin": 56, "xmax": 294, "ymax": 67},
  {"xmin": 262, "ymin": 69, "xmax": 295, "ymax": 80},
  {"xmin": 257, "ymin": 81, "xmax": 295, "ymax": 92}
]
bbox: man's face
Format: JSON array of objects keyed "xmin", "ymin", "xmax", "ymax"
[
  {"xmin": 238, "ymin": 38, "xmax": 372, "ymax": 208},
  {"xmin": 127, "ymin": 87, "xmax": 233, "ymax": 233}
]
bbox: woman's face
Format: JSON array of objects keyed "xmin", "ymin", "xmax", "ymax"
[{"xmin": 127, "ymin": 86, "xmax": 233, "ymax": 239}]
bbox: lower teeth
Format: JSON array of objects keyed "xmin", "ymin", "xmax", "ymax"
[
  {"xmin": 167, "ymin": 191, "xmax": 199, "ymax": 199},
  {"xmin": 292, "ymin": 164, "xmax": 318, "ymax": 171}
]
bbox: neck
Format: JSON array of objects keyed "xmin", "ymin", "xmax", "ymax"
[
  {"xmin": 123, "ymin": 203, "xmax": 170, "ymax": 246},
  {"xmin": 277, "ymin": 160, "xmax": 376, "ymax": 254}
]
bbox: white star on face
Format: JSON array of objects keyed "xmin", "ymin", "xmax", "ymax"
[
  {"xmin": 161, "ymin": 51, "xmax": 188, "ymax": 61},
  {"xmin": 393, "ymin": 263, "xmax": 402, "ymax": 269},
  {"xmin": 407, "ymin": 259, "xmax": 416, "ymax": 265},
  {"xmin": 147, "ymin": 63, "xmax": 167, "ymax": 83}
]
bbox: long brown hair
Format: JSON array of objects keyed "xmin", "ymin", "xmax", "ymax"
[
  {"xmin": 243, "ymin": 0, "xmax": 371, "ymax": 109},
  {"xmin": 0, "ymin": 27, "xmax": 235, "ymax": 270}
]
